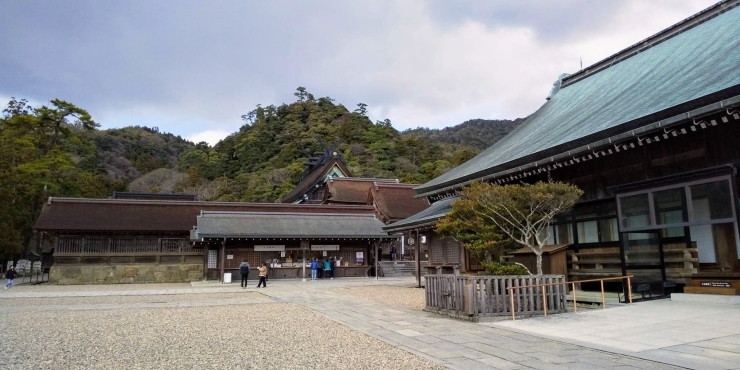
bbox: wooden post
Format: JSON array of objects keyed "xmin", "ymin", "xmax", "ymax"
[
  {"xmin": 601, "ymin": 280, "xmax": 606, "ymax": 309},
  {"xmin": 375, "ymin": 241, "xmax": 379, "ymax": 280},
  {"xmin": 219, "ymin": 239, "xmax": 225, "ymax": 283},
  {"xmin": 542, "ymin": 286, "xmax": 547, "ymax": 316},
  {"xmin": 202, "ymin": 244, "xmax": 208, "ymax": 281},
  {"xmin": 415, "ymin": 229, "xmax": 421, "ymax": 288},
  {"xmin": 509, "ymin": 287, "xmax": 516, "ymax": 320},
  {"xmin": 572, "ymin": 282, "xmax": 577, "ymax": 312},
  {"xmin": 301, "ymin": 239, "xmax": 308, "ymax": 281},
  {"xmin": 627, "ymin": 276, "xmax": 633, "ymax": 304}
]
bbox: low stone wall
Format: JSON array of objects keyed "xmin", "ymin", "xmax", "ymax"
[{"xmin": 50, "ymin": 264, "xmax": 203, "ymax": 284}]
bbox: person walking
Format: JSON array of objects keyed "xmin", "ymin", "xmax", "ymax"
[
  {"xmin": 257, "ymin": 263, "xmax": 268, "ymax": 288},
  {"xmin": 390, "ymin": 245, "xmax": 397, "ymax": 261},
  {"xmin": 310, "ymin": 258, "xmax": 319, "ymax": 281},
  {"xmin": 239, "ymin": 259, "xmax": 251, "ymax": 288},
  {"xmin": 323, "ymin": 259, "xmax": 332, "ymax": 279},
  {"xmin": 4, "ymin": 266, "xmax": 16, "ymax": 289}
]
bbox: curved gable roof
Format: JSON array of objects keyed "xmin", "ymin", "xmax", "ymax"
[{"xmin": 416, "ymin": 2, "xmax": 740, "ymax": 195}]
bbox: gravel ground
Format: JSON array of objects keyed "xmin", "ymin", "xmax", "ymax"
[
  {"xmin": 6, "ymin": 282, "xmax": 194, "ymax": 292},
  {"xmin": 333, "ymin": 285, "xmax": 426, "ymax": 311},
  {"xmin": 0, "ymin": 292, "xmax": 270, "ymax": 307},
  {"xmin": 0, "ymin": 302, "xmax": 444, "ymax": 370}
]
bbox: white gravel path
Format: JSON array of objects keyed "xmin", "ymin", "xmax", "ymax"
[
  {"xmin": 0, "ymin": 302, "xmax": 445, "ymax": 370},
  {"xmin": 333, "ymin": 285, "xmax": 426, "ymax": 311}
]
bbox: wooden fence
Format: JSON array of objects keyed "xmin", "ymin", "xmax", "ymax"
[
  {"xmin": 425, "ymin": 275, "xmax": 567, "ymax": 318},
  {"xmin": 56, "ymin": 236, "xmax": 195, "ymax": 255}
]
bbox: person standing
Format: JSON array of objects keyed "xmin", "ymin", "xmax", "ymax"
[
  {"xmin": 323, "ymin": 259, "xmax": 332, "ymax": 279},
  {"xmin": 257, "ymin": 263, "xmax": 268, "ymax": 288},
  {"xmin": 310, "ymin": 258, "xmax": 319, "ymax": 281},
  {"xmin": 4, "ymin": 266, "xmax": 16, "ymax": 289},
  {"xmin": 390, "ymin": 245, "xmax": 397, "ymax": 261},
  {"xmin": 239, "ymin": 259, "xmax": 251, "ymax": 288}
]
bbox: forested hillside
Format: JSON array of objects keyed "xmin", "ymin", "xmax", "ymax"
[
  {"xmin": 173, "ymin": 87, "xmax": 479, "ymax": 202},
  {"xmin": 403, "ymin": 118, "xmax": 525, "ymax": 150},
  {"xmin": 1, "ymin": 90, "xmax": 524, "ymax": 259}
]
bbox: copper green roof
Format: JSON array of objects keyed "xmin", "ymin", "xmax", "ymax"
[
  {"xmin": 193, "ymin": 211, "xmax": 396, "ymax": 239},
  {"xmin": 382, "ymin": 197, "xmax": 457, "ymax": 232},
  {"xmin": 416, "ymin": 1, "xmax": 740, "ymax": 196}
]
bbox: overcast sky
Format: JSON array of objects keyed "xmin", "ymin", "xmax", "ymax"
[{"xmin": 0, "ymin": 0, "xmax": 718, "ymax": 145}]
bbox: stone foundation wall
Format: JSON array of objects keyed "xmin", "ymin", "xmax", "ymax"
[{"xmin": 49, "ymin": 264, "xmax": 203, "ymax": 284}]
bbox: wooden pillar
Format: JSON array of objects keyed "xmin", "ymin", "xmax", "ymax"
[
  {"xmin": 375, "ymin": 240, "xmax": 379, "ymax": 280},
  {"xmin": 202, "ymin": 243, "xmax": 208, "ymax": 281},
  {"xmin": 415, "ymin": 229, "xmax": 421, "ymax": 288},
  {"xmin": 301, "ymin": 239, "xmax": 308, "ymax": 281},
  {"xmin": 219, "ymin": 239, "xmax": 225, "ymax": 283}
]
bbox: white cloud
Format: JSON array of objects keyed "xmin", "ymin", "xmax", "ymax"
[
  {"xmin": 0, "ymin": 0, "xmax": 719, "ymax": 136},
  {"xmin": 187, "ymin": 130, "xmax": 231, "ymax": 146}
]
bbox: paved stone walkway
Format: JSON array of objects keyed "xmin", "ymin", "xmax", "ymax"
[
  {"xmin": 1, "ymin": 278, "xmax": 682, "ymax": 369},
  {"xmin": 492, "ymin": 298, "xmax": 740, "ymax": 370}
]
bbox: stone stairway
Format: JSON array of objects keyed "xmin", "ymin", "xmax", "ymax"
[{"xmin": 378, "ymin": 261, "xmax": 424, "ymax": 278}]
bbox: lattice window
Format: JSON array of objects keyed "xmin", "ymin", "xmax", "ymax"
[
  {"xmin": 430, "ymin": 237, "xmax": 445, "ymax": 264},
  {"xmin": 207, "ymin": 250, "xmax": 217, "ymax": 269},
  {"xmin": 445, "ymin": 237, "xmax": 461, "ymax": 265}
]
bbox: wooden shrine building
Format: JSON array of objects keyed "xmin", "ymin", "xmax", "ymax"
[
  {"xmin": 191, "ymin": 211, "xmax": 396, "ymax": 280},
  {"xmin": 33, "ymin": 196, "xmax": 388, "ymax": 284},
  {"xmin": 390, "ymin": 0, "xmax": 740, "ymax": 295}
]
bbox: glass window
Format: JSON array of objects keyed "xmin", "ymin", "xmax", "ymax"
[
  {"xmin": 598, "ymin": 218, "xmax": 620, "ymax": 242},
  {"xmin": 555, "ymin": 224, "xmax": 573, "ymax": 244},
  {"xmin": 577, "ymin": 221, "xmax": 599, "ymax": 243},
  {"xmin": 620, "ymin": 194, "xmax": 651, "ymax": 229},
  {"xmin": 690, "ymin": 181, "xmax": 733, "ymax": 221},
  {"xmin": 654, "ymin": 188, "xmax": 688, "ymax": 225}
]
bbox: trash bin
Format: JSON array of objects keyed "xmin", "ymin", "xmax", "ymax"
[{"xmin": 223, "ymin": 272, "xmax": 232, "ymax": 284}]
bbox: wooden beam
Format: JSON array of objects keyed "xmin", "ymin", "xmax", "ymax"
[{"xmin": 219, "ymin": 240, "xmax": 225, "ymax": 283}]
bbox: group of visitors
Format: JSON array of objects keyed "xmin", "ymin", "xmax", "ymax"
[
  {"xmin": 4, "ymin": 266, "xmax": 16, "ymax": 289},
  {"xmin": 310, "ymin": 257, "xmax": 336, "ymax": 281},
  {"xmin": 238, "ymin": 260, "xmax": 268, "ymax": 288}
]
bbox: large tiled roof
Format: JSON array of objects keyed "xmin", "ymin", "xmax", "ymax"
[
  {"xmin": 33, "ymin": 197, "xmax": 375, "ymax": 233},
  {"xmin": 194, "ymin": 212, "xmax": 394, "ymax": 239},
  {"xmin": 416, "ymin": 2, "xmax": 740, "ymax": 196},
  {"xmin": 369, "ymin": 183, "xmax": 430, "ymax": 222},
  {"xmin": 325, "ymin": 177, "xmax": 398, "ymax": 204},
  {"xmin": 382, "ymin": 197, "xmax": 457, "ymax": 232}
]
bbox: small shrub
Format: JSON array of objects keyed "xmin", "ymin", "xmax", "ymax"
[{"xmin": 482, "ymin": 261, "xmax": 530, "ymax": 276}]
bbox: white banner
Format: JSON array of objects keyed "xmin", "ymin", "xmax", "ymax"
[
  {"xmin": 254, "ymin": 245, "xmax": 286, "ymax": 252},
  {"xmin": 311, "ymin": 244, "xmax": 340, "ymax": 251}
]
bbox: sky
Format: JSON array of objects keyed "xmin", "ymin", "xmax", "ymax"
[{"xmin": 0, "ymin": 0, "xmax": 719, "ymax": 145}]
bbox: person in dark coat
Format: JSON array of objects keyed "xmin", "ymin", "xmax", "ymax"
[
  {"xmin": 5, "ymin": 266, "xmax": 16, "ymax": 289},
  {"xmin": 391, "ymin": 246, "xmax": 397, "ymax": 261},
  {"xmin": 239, "ymin": 260, "xmax": 251, "ymax": 288}
]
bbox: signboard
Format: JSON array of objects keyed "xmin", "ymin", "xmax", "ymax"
[
  {"xmin": 254, "ymin": 245, "xmax": 286, "ymax": 252},
  {"xmin": 226, "ymin": 255, "xmax": 233, "ymax": 260},
  {"xmin": 280, "ymin": 251, "xmax": 286, "ymax": 257},
  {"xmin": 700, "ymin": 281, "xmax": 731, "ymax": 288},
  {"xmin": 311, "ymin": 245, "xmax": 340, "ymax": 251},
  {"xmin": 407, "ymin": 237, "xmax": 415, "ymax": 246},
  {"xmin": 323, "ymin": 251, "xmax": 327, "ymax": 257},
  {"xmin": 356, "ymin": 252, "xmax": 364, "ymax": 264}
]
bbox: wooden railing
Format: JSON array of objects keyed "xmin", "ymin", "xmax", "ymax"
[
  {"xmin": 425, "ymin": 275, "xmax": 567, "ymax": 318},
  {"xmin": 568, "ymin": 244, "xmax": 698, "ymax": 284},
  {"xmin": 56, "ymin": 236, "xmax": 195, "ymax": 255},
  {"xmin": 508, "ymin": 275, "xmax": 633, "ymax": 320}
]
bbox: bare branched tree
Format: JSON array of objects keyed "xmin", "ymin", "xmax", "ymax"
[{"xmin": 461, "ymin": 181, "xmax": 582, "ymax": 274}]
